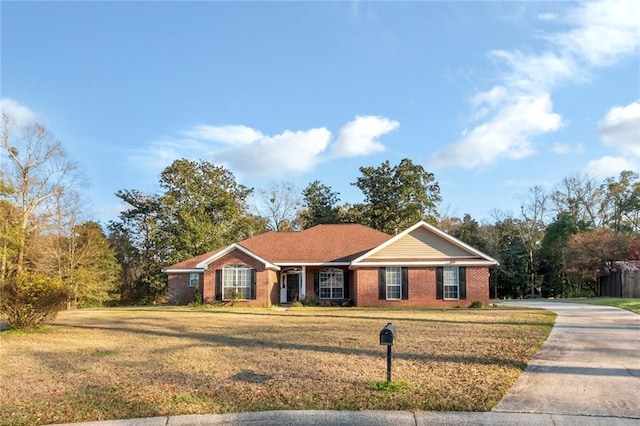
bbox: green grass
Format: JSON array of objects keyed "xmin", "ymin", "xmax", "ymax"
[
  {"xmin": 0, "ymin": 306, "xmax": 554, "ymax": 425},
  {"xmin": 550, "ymin": 297, "xmax": 640, "ymax": 314}
]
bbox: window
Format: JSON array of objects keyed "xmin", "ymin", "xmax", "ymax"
[
  {"xmin": 189, "ymin": 273, "xmax": 200, "ymax": 288},
  {"xmin": 378, "ymin": 267, "xmax": 408, "ymax": 300},
  {"xmin": 443, "ymin": 266, "xmax": 459, "ymax": 299},
  {"xmin": 385, "ymin": 267, "xmax": 402, "ymax": 300},
  {"xmin": 319, "ymin": 268, "xmax": 343, "ymax": 299},
  {"xmin": 222, "ymin": 265, "xmax": 252, "ymax": 300}
]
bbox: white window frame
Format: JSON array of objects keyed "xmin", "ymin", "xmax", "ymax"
[
  {"xmin": 386, "ymin": 267, "xmax": 402, "ymax": 300},
  {"xmin": 319, "ymin": 268, "xmax": 344, "ymax": 299},
  {"xmin": 443, "ymin": 266, "xmax": 459, "ymax": 300},
  {"xmin": 189, "ymin": 273, "xmax": 200, "ymax": 288},
  {"xmin": 222, "ymin": 265, "xmax": 251, "ymax": 300}
]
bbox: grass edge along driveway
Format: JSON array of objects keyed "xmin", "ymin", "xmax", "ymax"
[{"xmin": 0, "ymin": 306, "xmax": 555, "ymax": 426}]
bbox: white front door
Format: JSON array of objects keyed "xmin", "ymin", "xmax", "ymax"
[
  {"xmin": 281, "ymin": 270, "xmax": 303, "ymax": 303},
  {"xmin": 280, "ymin": 277, "xmax": 288, "ymax": 303}
]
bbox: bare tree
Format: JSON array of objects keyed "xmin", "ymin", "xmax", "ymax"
[
  {"xmin": 517, "ymin": 185, "xmax": 551, "ymax": 296},
  {"xmin": 253, "ymin": 181, "xmax": 301, "ymax": 231},
  {"xmin": 551, "ymin": 174, "xmax": 604, "ymax": 227},
  {"xmin": 1, "ymin": 112, "xmax": 78, "ymax": 274}
]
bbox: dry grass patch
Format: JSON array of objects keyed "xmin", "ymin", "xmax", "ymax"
[{"xmin": 0, "ymin": 306, "xmax": 554, "ymax": 425}]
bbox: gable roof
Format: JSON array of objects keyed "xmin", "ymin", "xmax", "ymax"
[
  {"xmin": 163, "ymin": 224, "xmax": 391, "ymax": 271},
  {"xmin": 351, "ymin": 221, "xmax": 499, "ymax": 267}
]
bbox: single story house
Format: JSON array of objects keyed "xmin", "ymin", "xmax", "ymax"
[{"xmin": 162, "ymin": 221, "xmax": 499, "ymax": 308}]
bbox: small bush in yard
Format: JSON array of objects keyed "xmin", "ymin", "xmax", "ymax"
[
  {"xmin": 0, "ymin": 271, "xmax": 69, "ymax": 330},
  {"xmin": 370, "ymin": 380, "xmax": 410, "ymax": 392},
  {"xmin": 469, "ymin": 300, "xmax": 483, "ymax": 309}
]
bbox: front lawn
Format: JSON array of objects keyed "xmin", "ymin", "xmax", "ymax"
[{"xmin": 0, "ymin": 306, "xmax": 554, "ymax": 425}]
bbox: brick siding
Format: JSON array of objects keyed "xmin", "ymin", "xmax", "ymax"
[
  {"xmin": 354, "ymin": 266, "xmax": 490, "ymax": 308},
  {"xmin": 168, "ymin": 248, "xmax": 278, "ymax": 307}
]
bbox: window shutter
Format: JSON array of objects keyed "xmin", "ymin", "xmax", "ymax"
[
  {"xmin": 436, "ymin": 267, "xmax": 443, "ymax": 300},
  {"xmin": 314, "ymin": 273, "xmax": 319, "ymax": 296},
  {"xmin": 459, "ymin": 267, "xmax": 466, "ymax": 300},
  {"xmin": 401, "ymin": 267, "xmax": 409, "ymax": 300},
  {"xmin": 378, "ymin": 267, "xmax": 386, "ymax": 300},
  {"xmin": 343, "ymin": 270, "xmax": 350, "ymax": 299},
  {"xmin": 215, "ymin": 270, "xmax": 222, "ymax": 301},
  {"xmin": 250, "ymin": 269, "xmax": 257, "ymax": 300}
]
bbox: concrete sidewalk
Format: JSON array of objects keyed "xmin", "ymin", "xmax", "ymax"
[
  {"xmin": 51, "ymin": 410, "xmax": 640, "ymax": 425},
  {"xmin": 50, "ymin": 302, "xmax": 640, "ymax": 426}
]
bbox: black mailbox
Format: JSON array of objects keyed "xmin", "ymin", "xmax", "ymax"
[{"xmin": 379, "ymin": 322, "xmax": 396, "ymax": 346}]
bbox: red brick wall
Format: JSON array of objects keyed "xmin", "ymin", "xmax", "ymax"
[
  {"xmin": 169, "ymin": 249, "xmax": 277, "ymax": 307},
  {"xmin": 354, "ymin": 266, "xmax": 490, "ymax": 308},
  {"xmin": 167, "ymin": 273, "xmax": 200, "ymax": 305}
]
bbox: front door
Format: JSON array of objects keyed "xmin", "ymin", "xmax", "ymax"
[
  {"xmin": 286, "ymin": 273, "xmax": 299, "ymax": 302},
  {"xmin": 281, "ymin": 270, "xmax": 302, "ymax": 303}
]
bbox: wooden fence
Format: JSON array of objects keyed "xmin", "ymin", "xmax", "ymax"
[{"xmin": 599, "ymin": 270, "xmax": 640, "ymax": 298}]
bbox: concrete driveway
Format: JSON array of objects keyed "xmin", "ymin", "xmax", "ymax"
[{"xmin": 493, "ymin": 301, "xmax": 640, "ymax": 418}]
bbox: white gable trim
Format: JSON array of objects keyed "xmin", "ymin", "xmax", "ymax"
[
  {"xmin": 195, "ymin": 243, "xmax": 280, "ymax": 271},
  {"xmin": 351, "ymin": 221, "xmax": 499, "ymax": 265},
  {"xmin": 161, "ymin": 268, "xmax": 204, "ymax": 273}
]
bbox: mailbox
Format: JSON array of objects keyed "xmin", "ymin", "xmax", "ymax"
[{"xmin": 379, "ymin": 322, "xmax": 396, "ymax": 346}]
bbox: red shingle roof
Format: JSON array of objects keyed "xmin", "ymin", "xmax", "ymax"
[{"xmin": 163, "ymin": 224, "xmax": 391, "ymax": 270}]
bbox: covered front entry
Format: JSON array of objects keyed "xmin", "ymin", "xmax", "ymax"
[{"xmin": 280, "ymin": 268, "xmax": 305, "ymax": 303}]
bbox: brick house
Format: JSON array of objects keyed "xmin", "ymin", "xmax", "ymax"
[{"xmin": 162, "ymin": 221, "xmax": 498, "ymax": 308}]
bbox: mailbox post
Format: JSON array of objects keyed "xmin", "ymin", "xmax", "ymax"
[{"xmin": 379, "ymin": 323, "xmax": 396, "ymax": 382}]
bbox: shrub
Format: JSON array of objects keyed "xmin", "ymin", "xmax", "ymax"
[
  {"xmin": 468, "ymin": 300, "xmax": 483, "ymax": 309},
  {"xmin": 301, "ymin": 296, "xmax": 319, "ymax": 306},
  {"xmin": 290, "ymin": 300, "xmax": 304, "ymax": 308},
  {"xmin": 188, "ymin": 285, "xmax": 203, "ymax": 307},
  {"xmin": 0, "ymin": 272, "xmax": 69, "ymax": 330}
]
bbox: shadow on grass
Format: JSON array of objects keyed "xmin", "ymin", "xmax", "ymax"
[
  {"xmin": 85, "ymin": 306, "xmax": 555, "ymax": 328},
  {"xmin": 65, "ymin": 323, "xmax": 528, "ymax": 370}
]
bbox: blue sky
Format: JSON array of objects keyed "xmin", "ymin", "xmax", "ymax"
[{"xmin": 2, "ymin": 0, "xmax": 639, "ymax": 227}]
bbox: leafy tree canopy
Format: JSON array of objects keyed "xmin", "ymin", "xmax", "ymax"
[{"xmin": 352, "ymin": 158, "xmax": 441, "ymax": 234}]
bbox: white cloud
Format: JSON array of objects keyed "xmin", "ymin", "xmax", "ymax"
[
  {"xmin": 598, "ymin": 101, "xmax": 640, "ymax": 155},
  {"xmin": 217, "ymin": 128, "xmax": 332, "ymax": 176},
  {"xmin": 183, "ymin": 125, "xmax": 263, "ymax": 145},
  {"xmin": 133, "ymin": 115, "xmax": 398, "ymax": 180},
  {"xmin": 584, "ymin": 155, "xmax": 638, "ymax": 178},
  {"xmin": 430, "ymin": 93, "xmax": 562, "ymax": 169},
  {"xmin": 331, "ymin": 115, "xmax": 399, "ymax": 157},
  {"xmin": 0, "ymin": 98, "xmax": 37, "ymax": 126},
  {"xmin": 558, "ymin": 0, "xmax": 640, "ymax": 67},
  {"xmin": 552, "ymin": 142, "xmax": 584, "ymax": 154},
  {"xmin": 431, "ymin": 0, "xmax": 639, "ymax": 171}
]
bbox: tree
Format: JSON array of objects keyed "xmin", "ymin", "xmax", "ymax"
[
  {"xmin": 600, "ymin": 170, "xmax": 640, "ymax": 233},
  {"xmin": 352, "ymin": 158, "xmax": 441, "ymax": 234},
  {"xmin": 254, "ymin": 181, "xmax": 301, "ymax": 231},
  {"xmin": 158, "ymin": 159, "xmax": 258, "ymax": 263},
  {"xmin": 551, "ymin": 174, "xmax": 604, "ymax": 228},
  {"xmin": 109, "ymin": 189, "xmax": 165, "ymax": 304},
  {"xmin": 537, "ymin": 213, "xmax": 585, "ymax": 297},
  {"xmin": 563, "ymin": 228, "xmax": 630, "ymax": 296},
  {"xmin": 1, "ymin": 112, "xmax": 78, "ymax": 274},
  {"xmin": 516, "ymin": 185, "xmax": 551, "ymax": 296},
  {"xmin": 297, "ymin": 180, "xmax": 342, "ymax": 229},
  {"xmin": 65, "ymin": 222, "xmax": 120, "ymax": 307},
  {"xmin": 450, "ymin": 214, "xmax": 487, "ymax": 252},
  {"xmin": 489, "ymin": 218, "xmax": 529, "ymax": 298}
]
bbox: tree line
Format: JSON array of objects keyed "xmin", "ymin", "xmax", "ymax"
[{"xmin": 1, "ymin": 113, "xmax": 639, "ymax": 327}]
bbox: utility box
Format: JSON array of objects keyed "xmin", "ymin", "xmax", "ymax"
[{"xmin": 379, "ymin": 322, "xmax": 396, "ymax": 346}]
